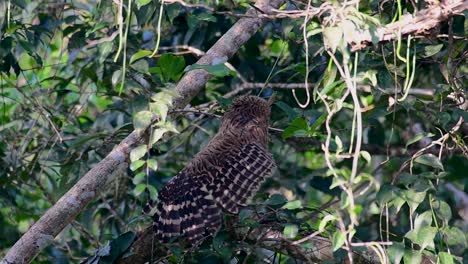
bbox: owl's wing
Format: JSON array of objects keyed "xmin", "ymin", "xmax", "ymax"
[
  {"xmin": 209, "ymin": 142, "xmax": 276, "ymax": 214},
  {"xmin": 152, "ymin": 142, "xmax": 276, "ymax": 243}
]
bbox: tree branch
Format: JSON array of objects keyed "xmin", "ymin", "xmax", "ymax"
[
  {"xmin": 349, "ymin": 0, "xmax": 468, "ymax": 51},
  {"xmin": 1, "ymin": 0, "xmax": 285, "ymax": 263}
]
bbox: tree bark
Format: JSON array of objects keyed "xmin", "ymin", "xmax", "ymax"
[
  {"xmin": 349, "ymin": 0, "xmax": 468, "ymax": 51},
  {"xmin": 0, "ymin": 1, "xmax": 284, "ymax": 263}
]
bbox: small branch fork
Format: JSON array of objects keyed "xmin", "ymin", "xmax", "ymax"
[{"xmin": 392, "ymin": 116, "xmax": 466, "ymax": 184}]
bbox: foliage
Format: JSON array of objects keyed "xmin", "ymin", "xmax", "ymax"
[{"xmin": 0, "ymin": 0, "xmax": 466, "ymax": 263}]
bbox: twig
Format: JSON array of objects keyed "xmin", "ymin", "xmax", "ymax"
[{"xmin": 392, "ymin": 116, "xmax": 465, "ymax": 184}]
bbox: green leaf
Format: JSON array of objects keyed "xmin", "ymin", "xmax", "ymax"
[
  {"xmin": 406, "ymin": 133, "xmax": 434, "ymax": 148},
  {"xmin": 150, "ymin": 102, "xmax": 169, "ymax": 122},
  {"xmin": 147, "ymin": 159, "xmax": 158, "ymax": 171},
  {"xmin": 157, "ymin": 121, "xmax": 179, "ymax": 134},
  {"xmin": 307, "ymin": 27, "xmax": 322, "ymax": 38},
  {"xmin": 270, "ymin": 39, "xmax": 288, "ymax": 56},
  {"xmin": 134, "ymin": 184, "xmax": 146, "ymax": 196},
  {"xmin": 18, "ymin": 52, "xmax": 39, "ymax": 69},
  {"xmin": 319, "ymin": 80, "xmax": 342, "ymax": 97},
  {"xmin": 391, "ymin": 195, "xmax": 406, "ymax": 213},
  {"xmin": 185, "ymin": 64, "xmax": 233, "ymax": 77},
  {"xmin": 147, "ymin": 185, "xmax": 158, "ymax": 200},
  {"xmin": 309, "ymin": 112, "xmax": 326, "ymax": 132},
  {"xmin": 405, "ymin": 226, "xmax": 437, "ymax": 251},
  {"xmin": 132, "ymin": 171, "xmax": 146, "ymax": 184},
  {"xmin": 438, "ymin": 252, "xmax": 454, "ymax": 264},
  {"xmin": 136, "ymin": 0, "xmax": 152, "ymax": 8},
  {"xmin": 283, "ymin": 224, "xmax": 298, "ymax": 239},
  {"xmin": 187, "ymin": 13, "xmax": 217, "ymax": 28},
  {"xmin": 403, "ymin": 250, "xmax": 422, "ymax": 264},
  {"xmin": 239, "ymin": 209, "xmax": 252, "ymax": 221},
  {"xmin": 318, "ymin": 214, "xmax": 336, "ymax": 232},
  {"xmin": 282, "ymin": 200, "xmax": 302, "ymax": 210},
  {"xmin": 361, "ymin": 70, "xmax": 377, "ymax": 86},
  {"xmin": 442, "ymin": 227, "xmax": 466, "ymax": 246},
  {"xmin": 387, "ymin": 242, "xmax": 405, "ymax": 264},
  {"xmin": 265, "ymin": 194, "xmax": 287, "ymax": 206},
  {"xmin": 376, "ymin": 185, "xmax": 396, "ymax": 205},
  {"xmin": 432, "ymin": 200, "xmax": 452, "ymax": 222},
  {"xmin": 130, "ymin": 145, "xmax": 147, "ymax": 162},
  {"xmin": 156, "ymin": 54, "xmax": 186, "ymax": 82},
  {"xmin": 151, "ymin": 90, "xmax": 175, "ymax": 107},
  {"xmin": 335, "ymin": 135, "xmax": 343, "ymax": 154},
  {"xmin": 130, "ymin": 50, "xmax": 152, "ymax": 64},
  {"xmin": 130, "ymin": 160, "xmax": 145, "ymax": 171},
  {"xmin": 413, "ymin": 211, "xmax": 432, "ymax": 231},
  {"xmin": 401, "ymin": 189, "xmax": 426, "ymax": 214},
  {"xmin": 360, "ymin": 151, "xmax": 371, "ymax": 164},
  {"xmin": 150, "ymin": 128, "xmax": 168, "ymax": 145},
  {"xmin": 422, "ymin": 44, "xmax": 444, "ymax": 58},
  {"xmin": 414, "ymin": 154, "xmax": 444, "ymax": 170},
  {"xmin": 133, "ymin": 111, "xmax": 154, "ymax": 132},
  {"xmin": 332, "ymin": 230, "xmax": 346, "ymax": 251},
  {"xmin": 282, "ymin": 117, "xmax": 309, "ymax": 140}
]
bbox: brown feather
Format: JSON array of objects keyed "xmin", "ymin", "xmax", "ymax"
[{"xmin": 150, "ymin": 95, "xmax": 276, "ymax": 243}]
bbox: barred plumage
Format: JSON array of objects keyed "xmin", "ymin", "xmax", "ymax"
[{"xmin": 148, "ymin": 95, "xmax": 276, "ymax": 243}]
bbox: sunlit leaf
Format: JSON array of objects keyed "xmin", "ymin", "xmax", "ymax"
[
  {"xmin": 283, "ymin": 224, "xmax": 298, "ymax": 239},
  {"xmin": 150, "ymin": 102, "xmax": 169, "ymax": 122},
  {"xmin": 282, "ymin": 117, "xmax": 309, "ymax": 140},
  {"xmin": 133, "ymin": 111, "xmax": 154, "ymax": 132},
  {"xmin": 133, "ymin": 184, "xmax": 146, "ymax": 196},
  {"xmin": 323, "ymin": 26, "xmax": 343, "ymax": 53},
  {"xmin": 130, "ymin": 145, "xmax": 147, "ymax": 162},
  {"xmin": 332, "ymin": 230, "xmax": 346, "ymax": 251},
  {"xmin": 318, "ymin": 214, "xmax": 336, "ymax": 232},
  {"xmin": 130, "ymin": 160, "xmax": 145, "ymax": 171},
  {"xmin": 132, "ymin": 171, "xmax": 146, "ymax": 184},
  {"xmin": 438, "ymin": 252, "xmax": 454, "ymax": 264},
  {"xmin": 401, "ymin": 189, "xmax": 426, "ymax": 214},
  {"xmin": 129, "ymin": 50, "xmax": 152, "ymax": 64},
  {"xmin": 360, "ymin": 151, "xmax": 371, "ymax": 164},
  {"xmin": 442, "ymin": 227, "xmax": 466, "ymax": 246},
  {"xmin": 422, "ymin": 44, "xmax": 444, "ymax": 58},
  {"xmin": 405, "ymin": 226, "xmax": 437, "ymax": 251},
  {"xmin": 403, "ymin": 250, "xmax": 422, "ymax": 264},
  {"xmin": 282, "ymin": 200, "xmax": 302, "ymax": 210},
  {"xmin": 433, "ymin": 200, "xmax": 452, "ymax": 222},
  {"xmin": 150, "ymin": 128, "xmax": 168, "ymax": 145},
  {"xmin": 147, "ymin": 159, "xmax": 158, "ymax": 171}
]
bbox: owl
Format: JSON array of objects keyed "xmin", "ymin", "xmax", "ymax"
[{"xmin": 147, "ymin": 95, "xmax": 276, "ymax": 243}]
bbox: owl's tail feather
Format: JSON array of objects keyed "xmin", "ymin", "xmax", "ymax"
[{"xmin": 153, "ymin": 186, "xmax": 221, "ymax": 243}]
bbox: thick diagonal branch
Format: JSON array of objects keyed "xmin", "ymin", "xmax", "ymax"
[{"xmin": 1, "ymin": 1, "xmax": 284, "ymax": 263}]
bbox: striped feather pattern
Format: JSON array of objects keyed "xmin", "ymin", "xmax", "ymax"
[
  {"xmin": 152, "ymin": 142, "xmax": 275, "ymax": 243},
  {"xmin": 210, "ymin": 143, "xmax": 276, "ymax": 213}
]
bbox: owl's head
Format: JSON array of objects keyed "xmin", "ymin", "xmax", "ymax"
[{"xmin": 220, "ymin": 95, "xmax": 273, "ymax": 133}]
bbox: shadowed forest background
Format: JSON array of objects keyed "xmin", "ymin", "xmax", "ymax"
[{"xmin": 0, "ymin": 0, "xmax": 467, "ymax": 263}]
